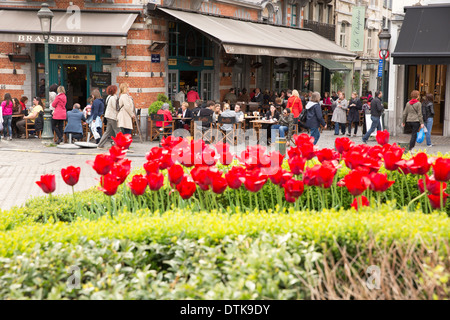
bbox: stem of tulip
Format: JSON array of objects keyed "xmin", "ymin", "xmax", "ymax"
[
  {"xmin": 71, "ymin": 186, "xmax": 76, "ymax": 222},
  {"xmin": 440, "ymin": 182, "xmax": 444, "ymax": 211},
  {"xmin": 422, "ymin": 175, "xmax": 429, "ymax": 214},
  {"xmin": 377, "ymin": 192, "xmax": 381, "ymax": 208},
  {"xmin": 407, "ymin": 192, "xmax": 427, "ymax": 212},
  {"xmin": 357, "ymin": 196, "xmax": 363, "ymax": 211}
]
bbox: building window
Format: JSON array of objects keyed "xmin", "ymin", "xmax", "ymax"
[
  {"xmin": 275, "ymin": 72, "xmax": 289, "ymax": 93},
  {"xmin": 370, "ymin": 0, "xmax": 376, "ymax": 6},
  {"xmin": 367, "ymin": 29, "xmax": 373, "ymax": 52},
  {"xmin": 328, "ymin": 6, "xmax": 333, "ymax": 24},
  {"xmin": 169, "ymin": 22, "xmax": 213, "ymax": 58},
  {"xmin": 304, "ymin": 4, "xmax": 309, "ymax": 21},
  {"xmin": 308, "ymin": 2, "xmax": 313, "ymax": 21},
  {"xmin": 340, "ymin": 22, "xmax": 348, "ymax": 48},
  {"xmin": 291, "ymin": 4, "xmax": 297, "ymax": 27},
  {"xmin": 318, "ymin": 4, "xmax": 323, "ymax": 23},
  {"xmin": 314, "ymin": 4, "xmax": 320, "ymax": 22}
]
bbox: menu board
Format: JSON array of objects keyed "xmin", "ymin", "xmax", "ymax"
[{"xmin": 91, "ymin": 72, "xmax": 111, "ymax": 88}]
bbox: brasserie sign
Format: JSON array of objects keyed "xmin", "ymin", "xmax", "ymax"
[{"xmin": 17, "ymin": 35, "xmax": 84, "ymax": 44}]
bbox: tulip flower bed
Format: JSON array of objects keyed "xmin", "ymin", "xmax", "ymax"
[{"xmin": 1, "ymin": 131, "xmax": 450, "ymax": 300}]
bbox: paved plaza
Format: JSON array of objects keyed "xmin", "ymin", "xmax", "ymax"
[{"xmin": 1, "ymin": 130, "xmax": 449, "ymax": 210}]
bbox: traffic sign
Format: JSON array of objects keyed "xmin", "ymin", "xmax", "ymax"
[
  {"xmin": 378, "ymin": 59, "xmax": 384, "ymax": 77},
  {"xmin": 379, "ymin": 50, "xmax": 390, "ymax": 59}
]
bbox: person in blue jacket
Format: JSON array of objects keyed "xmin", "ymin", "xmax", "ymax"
[{"xmin": 64, "ymin": 103, "xmax": 86, "ymax": 142}]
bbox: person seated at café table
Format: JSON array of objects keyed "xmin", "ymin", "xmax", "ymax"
[
  {"xmin": 263, "ymin": 105, "xmax": 280, "ymax": 144},
  {"xmin": 156, "ymin": 103, "xmax": 173, "ymax": 128},
  {"xmin": 176, "ymin": 102, "xmax": 193, "ymax": 130},
  {"xmin": 191, "ymin": 99, "xmax": 202, "ymax": 117},
  {"xmin": 64, "ymin": 103, "xmax": 86, "ymax": 142},
  {"xmin": 224, "ymin": 88, "xmax": 237, "ymax": 106},
  {"xmin": 213, "ymin": 104, "xmax": 222, "ymax": 122},
  {"xmin": 198, "ymin": 100, "xmax": 216, "ymax": 131},
  {"xmin": 251, "ymin": 88, "xmax": 264, "ymax": 105},
  {"xmin": 238, "ymin": 88, "xmax": 250, "ymax": 104},
  {"xmin": 16, "ymin": 96, "xmax": 44, "ymax": 138},
  {"xmin": 271, "ymin": 108, "xmax": 294, "ymax": 147},
  {"xmin": 234, "ymin": 104, "xmax": 244, "ymax": 122},
  {"xmin": 220, "ymin": 103, "xmax": 236, "ymax": 132}
]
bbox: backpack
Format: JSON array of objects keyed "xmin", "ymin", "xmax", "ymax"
[{"xmin": 299, "ymin": 108, "xmax": 308, "ymax": 124}]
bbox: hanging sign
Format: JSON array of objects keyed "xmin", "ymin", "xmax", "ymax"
[
  {"xmin": 50, "ymin": 54, "xmax": 96, "ymax": 61},
  {"xmin": 350, "ymin": 6, "xmax": 366, "ymax": 52}
]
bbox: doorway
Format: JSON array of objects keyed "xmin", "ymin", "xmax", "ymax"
[
  {"xmin": 64, "ymin": 64, "xmax": 88, "ymax": 110},
  {"xmin": 180, "ymin": 71, "xmax": 198, "ymax": 92}
]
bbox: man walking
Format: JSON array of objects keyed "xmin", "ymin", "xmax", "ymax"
[{"xmin": 362, "ymin": 91, "xmax": 384, "ymax": 144}]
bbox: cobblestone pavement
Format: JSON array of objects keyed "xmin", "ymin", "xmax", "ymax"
[{"xmin": 1, "ymin": 130, "xmax": 449, "ymax": 210}]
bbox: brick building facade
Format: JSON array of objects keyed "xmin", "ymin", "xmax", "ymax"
[{"xmin": 0, "ymin": 0, "xmax": 354, "ymax": 111}]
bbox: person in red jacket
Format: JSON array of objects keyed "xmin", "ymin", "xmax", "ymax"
[
  {"xmin": 286, "ymin": 89, "xmax": 303, "ymax": 118},
  {"xmin": 187, "ymin": 87, "xmax": 200, "ymax": 103},
  {"xmin": 52, "ymin": 86, "xmax": 67, "ymax": 144},
  {"xmin": 156, "ymin": 103, "xmax": 173, "ymax": 128}
]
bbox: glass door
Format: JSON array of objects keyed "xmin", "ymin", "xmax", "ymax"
[
  {"xmin": 168, "ymin": 70, "xmax": 179, "ymax": 101},
  {"xmin": 200, "ymin": 70, "xmax": 213, "ymax": 101}
]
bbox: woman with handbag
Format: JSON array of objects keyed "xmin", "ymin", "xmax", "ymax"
[
  {"xmin": 286, "ymin": 89, "xmax": 302, "ymax": 118},
  {"xmin": 98, "ymin": 85, "xmax": 121, "ymax": 149},
  {"xmin": 422, "ymin": 93, "xmax": 435, "ymax": 147},
  {"xmin": 402, "ymin": 90, "xmax": 424, "ymax": 151},
  {"xmin": 118, "ymin": 83, "xmax": 136, "ymax": 135}
]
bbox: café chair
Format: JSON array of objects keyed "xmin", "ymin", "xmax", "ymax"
[
  {"xmin": 148, "ymin": 114, "xmax": 174, "ymax": 141},
  {"xmin": 193, "ymin": 115, "xmax": 213, "ymax": 143},
  {"xmin": 217, "ymin": 115, "xmax": 237, "ymax": 145}
]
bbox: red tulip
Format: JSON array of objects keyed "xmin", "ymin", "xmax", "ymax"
[
  {"xmin": 36, "ymin": 174, "xmax": 56, "ymax": 194},
  {"xmin": 268, "ymin": 168, "xmax": 293, "ymax": 186},
  {"xmin": 146, "ymin": 147, "xmax": 163, "ymax": 162},
  {"xmin": 285, "ymin": 191, "xmax": 297, "ymax": 203},
  {"xmin": 428, "ymin": 193, "xmax": 449, "ymax": 210},
  {"xmin": 99, "ymin": 173, "xmax": 121, "ymax": 196},
  {"xmin": 127, "ymin": 174, "xmax": 148, "ymax": 196},
  {"xmin": 244, "ymin": 169, "xmax": 267, "ymax": 193},
  {"xmin": 284, "ymin": 178, "xmax": 305, "ymax": 201},
  {"xmin": 369, "ymin": 173, "xmax": 395, "ymax": 193},
  {"xmin": 160, "ymin": 136, "xmax": 184, "ymax": 150},
  {"xmin": 339, "ymin": 170, "xmax": 371, "ymax": 196},
  {"xmin": 316, "ymin": 148, "xmax": 340, "ymax": 163},
  {"xmin": 433, "ymin": 158, "xmax": 450, "ymax": 182},
  {"xmin": 87, "ymin": 154, "xmax": 114, "ymax": 176},
  {"xmin": 376, "ymin": 130, "xmax": 390, "ymax": 146},
  {"xmin": 168, "ymin": 164, "xmax": 184, "ymax": 185},
  {"xmin": 109, "ymin": 146, "xmax": 126, "ymax": 162},
  {"xmin": 383, "ymin": 146, "xmax": 404, "ymax": 171},
  {"xmin": 159, "ymin": 150, "xmax": 174, "ymax": 170},
  {"xmin": 112, "ymin": 132, "xmax": 133, "ymax": 149},
  {"xmin": 191, "ymin": 166, "xmax": 221, "ymax": 191},
  {"xmin": 368, "ymin": 145, "xmax": 384, "ymax": 161},
  {"xmin": 288, "ymin": 156, "xmax": 307, "ymax": 175},
  {"xmin": 212, "ymin": 176, "xmax": 228, "ymax": 194},
  {"xmin": 351, "ymin": 196, "xmax": 370, "ymax": 211},
  {"xmin": 214, "ymin": 142, "xmax": 230, "ymax": 156},
  {"xmin": 304, "ymin": 161, "xmax": 338, "ymax": 189},
  {"xmin": 344, "ymin": 145, "xmax": 381, "ymax": 173},
  {"xmin": 176, "ymin": 176, "xmax": 197, "ymax": 200},
  {"xmin": 110, "ymin": 162, "xmax": 131, "ymax": 185},
  {"xmin": 335, "ymin": 137, "xmax": 355, "ymax": 154},
  {"xmin": 143, "ymin": 160, "xmax": 160, "ymax": 175},
  {"xmin": 225, "ymin": 166, "xmax": 245, "ymax": 190},
  {"xmin": 401, "ymin": 152, "xmax": 431, "ymax": 175},
  {"xmin": 61, "ymin": 166, "xmax": 80, "ymax": 187},
  {"xmin": 269, "ymin": 151, "xmax": 285, "ymax": 168},
  {"xmin": 147, "ymin": 172, "xmax": 164, "ymax": 191},
  {"xmin": 418, "ymin": 175, "xmax": 447, "ymax": 195}
]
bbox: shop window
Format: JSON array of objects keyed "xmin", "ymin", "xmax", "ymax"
[
  {"xmin": 367, "ymin": 29, "xmax": 373, "ymax": 53},
  {"xmin": 275, "ymin": 72, "xmax": 289, "ymax": 93},
  {"xmin": 55, "ymin": 45, "xmax": 92, "ymax": 54}
]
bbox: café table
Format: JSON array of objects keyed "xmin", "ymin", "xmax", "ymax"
[
  {"xmin": 12, "ymin": 114, "xmax": 24, "ymax": 138},
  {"xmin": 250, "ymin": 119, "xmax": 277, "ymax": 142}
]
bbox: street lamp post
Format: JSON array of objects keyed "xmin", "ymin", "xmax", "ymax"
[
  {"xmin": 379, "ymin": 27, "xmax": 391, "ymax": 103},
  {"xmin": 37, "ymin": 3, "xmax": 54, "ymax": 144}
]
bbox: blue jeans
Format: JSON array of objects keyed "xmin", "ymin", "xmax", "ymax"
[
  {"xmin": 121, "ymin": 128, "xmax": 132, "ymax": 135},
  {"xmin": 3, "ymin": 115, "xmax": 12, "ymax": 138},
  {"xmin": 310, "ymin": 127, "xmax": 320, "ymax": 145},
  {"xmin": 363, "ymin": 116, "xmax": 381, "ymax": 142},
  {"xmin": 271, "ymin": 125, "xmax": 288, "ymax": 142},
  {"xmin": 334, "ymin": 122, "xmax": 346, "ymax": 135},
  {"xmin": 425, "ymin": 118, "xmax": 433, "ymax": 146}
]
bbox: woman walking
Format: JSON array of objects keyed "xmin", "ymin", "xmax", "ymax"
[
  {"xmin": 91, "ymin": 89, "xmax": 105, "ymax": 144},
  {"xmin": 331, "ymin": 92, "xmax": 348, "ymax": 135},
  {"xmin": 306, "ymin": 92, "xmax": 327, "ymax": 145},
  {"xmin": 402, "ymin": 90, "xmax": 424, "ymax": 151},
  {"xmin": 98, "ymin": 85, "xmax": 121, "ymax": 149},
  {"xmin": 347, "ymin": 92, "xmax": 362, "ymax": 137},
  {"xmin": 52, "ymin": 86, "xmax": 67, "ymax": 144},
  {"xmin": 286, "ymin": 89, "xmax": 303, "ymax": 118},
  {"xmin": 118, "ymin": 83, "xmax": 136, "ymax": 135},
  {"xmin": 1, "ymin": 93, "xmax": 14, "ymax": 140},
  {"xmin": 422, "ymin": 93, "xmax": 435, "ymax": 147}
]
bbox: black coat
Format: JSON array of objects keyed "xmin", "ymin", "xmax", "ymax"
[
  {"xmin": 370, "ymin": 97, "xmax": 384, "ymax": 117},
  {"xmin": 177, "ymin": 108, "xmax": 193, "ymax": 125},
  {"xmin": 306, "ymin": 103, "xmax": 326, "ymax": 129},
  {"xmin": 348, "ymin": 98, "xmax": 362, "ymax": 123},
  {"xmin": 422, "ymin": 101, "xmax": 434, "ymax": 120},
  {"xmin": 265, "ymin": 110, "xmax": 280, "ymax": 121}
]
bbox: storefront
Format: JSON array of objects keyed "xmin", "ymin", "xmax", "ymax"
[
  {"xmin": 0, "ymin": 8, "xmax": 138, "ymax": 108},
  {"xmin": 392, "ymin": 4, "xmax": 450, "ymax": 136},
  {"xmin": 157, "ymin": 7, "xmax": 356, "ymax": 102}
]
